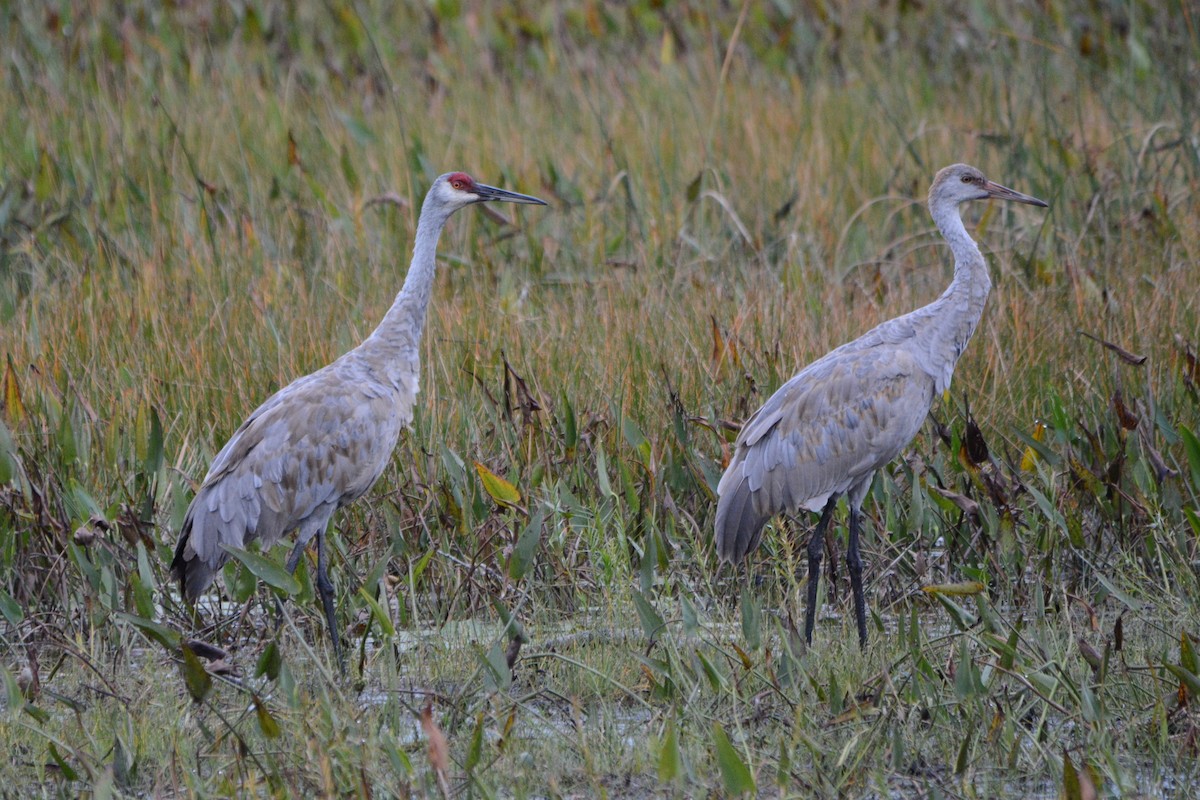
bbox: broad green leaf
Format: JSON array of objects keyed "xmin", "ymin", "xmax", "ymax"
[
  {"xmin": 954, "ymin": 640, "xmax": 984, "ymax": 700},
  {"xmin": 466, "ymin": 711, "xmax": 485, "ymax": 772},
  {"xmin": 409, "ymin": 546, "xmax": 436, "ymax": 588},
  {"xmin": 595, "ymin": 446, "xmax": 615, "ymax": 498},
  {"xmin": 256, "ymin": 639, "xmax": 282, "ymax": 681},
  {"xmin": 1062, "ymin": 749, "xmax": 1082, "ymax": 800},
  {"xmin": 23, "ymin": 702, "xmax": 49, "ymax": 724},
  {"xmin": 340, "ymin": 143, "xmax": 359, "ymax": 191},
  {"xmin": 695, "ymin": 649, "xmax": 727, "ymax": 692},
  {"xmin": 480, "ymin": 640, "xmax": 511, "ymax": 692},
  {"xmin": 1181, "ymin": 424, "xmax": 1200, "ymax": 494},
  {"xmin": 954, "ymin": 725, "xmax": 973, "ymax": 774},
  {"xmin": 658, "ymin": 718, "xmax": 680, "ymax": 782},
  {"xmin": 1184, "ymin": 507, "xmax": 1200, "ymax": 540},
  {"xmin": 1093, "ymin": 570, "xmax": 1140, "ymax": 612},
  {"xmin": 1, "ymin": 662, "xmax": 22, "ymax": 710},
  {"xmin": 55, "ymin": 403, "xmax": 76, "ymax": 465},
  {"xmin": 632, "ymin": 590, "xmax": 664, "ymax": 641},
  {"xmin": 622, "ymin": 417, "xmax": 653, "ymax": 468},
  {"xmin": 1026, "ymin": 484, "xmax": 1068, "ymax": 535},
  {"xmin": 337, "ymin": 111, "xmax": 376, "ymax": 145},
  {"xmin": 931, "ymin": 593, "xmax": 977, "ymax": 631},
  {"xmin": 136, "ymin": 542, "xmax": 156, "ymax": 589},
  {"xmin": 179, "ymin": 642, "xmax": 213, "ymax": 703},
  {"xmin": 253, "ymin": 694, "xmax": 282, "ymax": 739},
  {"xmin": 509, "ymin": 507, "xmax": 544, "ymax": 580},
  {"xmin": 116, "ymin": 612, "xmax": 181, "ymax": 650},
  {"xmin": 113, "ymin": 734, "xmax": 133, "ymax": 788},
  {"xmin": 1165, "ymin": 664, "xmax": 1200, "ymax": 699},
  {"xmin": 0, "ymin": 419, "xmax": 16, "ymax": 484},
  {"xmin": 491, "ymin": 596, "xmax": 526, "ymax": 643},
  {"xmin": 358, "ymin": 586, "xmax": 395, "ymax": 637},
  {"xmin": 560, "ymin": 392, "xmax": 577, "ymax": 455},
  {"xmin": 474, "ymin": 461, "xmax": 521, "ymax": 507},
  {"xmin": 48, "ymin": 742, "xmax": 79, "ymax": 782},
  {"xmin": 680, "ymin": 592, "xmax": 698, "ymax": 635},
  {"xmin": 1182, "ymin": 632, "xmax": 1199, "ymax": 676},
  {"xmin": 712, "ymin": 723, "xmax": 756, "ymax": 795},
  {"xmin": 224, "ymin": 559, "xmax": 257, "ymax": 603},
  {"xmin": 219, "ymin": 544, "xmax": 300, "ymax": 595},
  {"xmin": 130, "ymin": 574, "xmax": 155, "ymax": 620},
  {"xmin": 638, "ymin": 523, "xmax": 656, "ymax": 593},
  {"xmin": 0, "ymin": 589, "xmax": 23, "ymax": 626}
]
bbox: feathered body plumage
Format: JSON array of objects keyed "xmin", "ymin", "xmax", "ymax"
[
  {"xmin": 172, "ymin": 172, "xmax": 546, "ymax": 667},
  {"xmin": 714, "ymin": 164, "xmax": 1047, "ymax": 646}
]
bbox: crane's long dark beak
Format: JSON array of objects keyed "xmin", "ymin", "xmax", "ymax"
[
  {"xmin": 474, "ymin": 183, "xmax": 547, "ymax": 205},
  {"xmin": 984, "ymin": 180, "xmax": 1048, "ymax": 208}
]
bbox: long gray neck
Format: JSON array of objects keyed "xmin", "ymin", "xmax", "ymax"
[
  {"xmin": 358, "ymin": 194, "xmax": 454, "ymax": 366},
  {"xmin": 918, "ymin": 197, "xmax": 991, "ymax": 390}
]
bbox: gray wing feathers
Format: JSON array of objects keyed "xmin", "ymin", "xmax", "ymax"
[
  {"xmin": 172, "ymin": 360, "xmax": 409, "ymax": 599},
  {"xmin": 713, "ymin": 468, "xmax": 770, "ymax": 562},
  {"xmin": 715, "ymin": 347, "xmax": 935, "ymax": 563}
]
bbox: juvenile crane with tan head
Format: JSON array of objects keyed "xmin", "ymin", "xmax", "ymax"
[
  {"xmin": 715, "ymin": 164, "xmax": 1047, "ymax": 648},
  {"xmin": 172, "ymin": 172, "xmax": 546, "ymax": 670}
]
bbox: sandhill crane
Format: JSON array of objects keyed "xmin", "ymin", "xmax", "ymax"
[
  {"xmin": 172, "ymin": 172, "xmax": 546, "ymax": 670},
  {"xmin": 715, "ymin": 164, "xmax": 1047, "ymax": 648}
]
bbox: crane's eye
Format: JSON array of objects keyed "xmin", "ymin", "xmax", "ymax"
[
  {"xmin": 961, "ymin": 175, "xmax": 973, "ymax": 184},
  {"xmin": 451, "ymin": 179, "xmax": 466, "ymax": 190}
]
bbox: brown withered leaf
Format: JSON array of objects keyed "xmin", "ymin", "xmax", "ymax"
[
  {"xmin": 709, "ymin": 315, "xmax": 738, "ymax": 366},
  {"xmin": 1176, "ymin": 335, "xmax": 1199, "ymax": 387},
  {"xmin": 502, "ymin": 354, "xmax": 541, "ymax": 424},
  {"xmin": 205, "ymin": 659, "xmax": 237, "ymax": 677},
  {"xmin": 1070, "ymin": 594, "xmax": 1100, "ymax": 631},
  {"xmin": 364, "ymin": 191, "xmax": 409, "ymax": 210},
  {"xmin": 3, "ymin": 355, "xmax": 25, "ymax": 425},
  {"xmin": 1078, "ymin": 330, "xmax": 1147, "ymax": 365},
  {"xmin": 421, "ymin": 702, "xmax": 451, "ymax": 799},
  {"xmin": 922, "ymin": 581, "xmax": 986, "ymax": 596},
  {"xmin": 505, "ymin": 636, "xmax": 523, "ymax": 671},
  {"xmin": 287, "ymin": 130, "xmax": 300, "ymax": 167},
  {"xmin": 1138, "ymin": 425, "xmax": 1178, "ymax": 484},
  {"xmin": 964, "ymin": 410, "xmax": 989, "ymax": 466},
  {"xmin": 185, "ymin": 640, "xmax": 229, "ymax": 662},
  {"xmin": 1111, "ymin": 390, "xmax": 1139, "ymax": 430},
  {"xmin": 1077, "ymin": 638, "xmax": 1103, "ymax": 677},
  {"xmin": 16, "ymin": 648, "xmax": 39, "ymax": 701},
  {"xmin": 930, "ymin": 485, "xmax": 980, "ymax": 521},
  {"xmin": 72, "ymin": 514, "xmax": 110, "ymax": 547}
]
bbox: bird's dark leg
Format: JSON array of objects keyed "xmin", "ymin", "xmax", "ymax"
[
  {"xmin": 285, "ymin": 539, "xmax": 307, "ymax": 575},
  {"xmin": 804, "ymin": 495, "xmax": 839, "ymax": 644},
  {"xmin": 846, "ymin": 506, "xmax": 868, "ymax": 648},
  {"xmin": 273, "ymin": 539, "xmax": 311, "ymax": 629},
  {"xmin": 315, "ymin": 530, "xmax": 345, "ymax": 674}
]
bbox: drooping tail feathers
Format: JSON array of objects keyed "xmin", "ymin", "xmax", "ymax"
[
  {"xmin": 171, "ymin": 514, "xmax": 220, "ymax": 602},
  {"xmin": 714, "ymin": 473, "xmax": 770, "ymax": 564}
]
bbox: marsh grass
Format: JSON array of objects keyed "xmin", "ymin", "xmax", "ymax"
[{"xmin": 1, "ymin": 1, "xmax": 1199, "ymax": 796}]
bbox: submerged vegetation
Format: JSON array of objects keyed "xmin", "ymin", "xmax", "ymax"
[{"xmin": 0, "ymin": 1, "xmax": 1198, "ymax": 796}]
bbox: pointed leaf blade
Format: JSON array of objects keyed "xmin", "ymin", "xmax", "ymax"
[
  {"xmin": 712, "ymin": 723, "xmax": 756, "ymax": 795},
  {"xmin": 220, "ymin": 544, "xmax": 300, "ymax": 595},
  {"xmin": 474, "ymin": 461, "xmax": 521, "ymax": 507}
]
